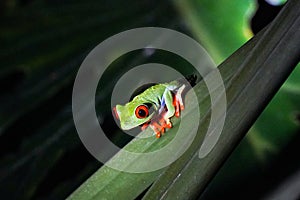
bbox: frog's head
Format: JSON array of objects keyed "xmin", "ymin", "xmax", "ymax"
[{"xmin": 113, "ymin": 101, "xmax": 155, "ymax": 130}]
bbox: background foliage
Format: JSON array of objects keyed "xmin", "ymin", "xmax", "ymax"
[{"xmin": 0, "ymin": 0, "xmax": 299, "ymax": 199}]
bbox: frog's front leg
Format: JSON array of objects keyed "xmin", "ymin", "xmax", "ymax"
[
  {"xmin": 150, "ymin": 89, "xmax": 176, "ymax": 138},
  {"xmin": 149, "ymin": 86, "xmax": 186, "ymax": 138}
]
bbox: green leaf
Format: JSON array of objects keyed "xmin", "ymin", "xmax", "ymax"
[
  {"xmin": 144, "ymin": 0, "xmax": 300, "ymax": 198},
  {"xmin": 174, "ymin": 0, "xmax": 254, "ymax": 64},
  {"xmin": 68, "ymin": 0, "xmax": 300, "ymax": 199},
  {"xmin": 174, "ymin": 0, "xmax": 300, "ymax": 196}
]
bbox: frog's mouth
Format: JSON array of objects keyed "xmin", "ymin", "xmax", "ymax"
[{"xmin": 121, "ymin": 113, "xmax": 155, "ymax": 131}]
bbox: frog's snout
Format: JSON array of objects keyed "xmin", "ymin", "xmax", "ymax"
[{"xmin": 112, "ymin": 106, "xmax": 119, "ymax": 120}]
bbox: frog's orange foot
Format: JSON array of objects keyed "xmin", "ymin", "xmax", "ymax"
[
  {"xmin": 159, "ymin": 117, "xmax": 172, "ymax": 129},
  {"xmin": 150, "ymin": 122, "xmax": 164, "ymax": 138},
  {"xmin": 150, "ymin": 116, "xmax": 173, "ymax": 138},
  {"xmin": 173, "ymin": 95, "xmax": 184, "ymax": 118},
  {"xmin": 141, "ymin": 122, "xmax": 162, "ymax": 137}
]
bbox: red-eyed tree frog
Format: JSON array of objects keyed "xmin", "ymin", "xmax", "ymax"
[{"xmin": 113, "ymin": 75, "xmax": 197, "ymax": 138}]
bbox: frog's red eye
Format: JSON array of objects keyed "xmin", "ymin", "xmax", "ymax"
[{"xmin": 135, "ymin": 105, "xmax": 149, "ymax": 119}]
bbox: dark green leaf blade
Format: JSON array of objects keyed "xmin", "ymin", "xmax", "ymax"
[{"xmin": 143, "ymin": 0, "xmax": 300, "ymax": 199}]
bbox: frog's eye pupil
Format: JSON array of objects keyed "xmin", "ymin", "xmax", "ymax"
[
  {"xmin": 135, "ymin": 105, "xmax": 149, "ymax": 119},
  {"xmin": 138, "ymin": 109, "xmax": 146, "ymax": 117}
]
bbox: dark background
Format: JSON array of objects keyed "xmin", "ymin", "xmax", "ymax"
[{"xmin": 1, "ymin": 0, "xmax": 299, "ymax": 199}]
